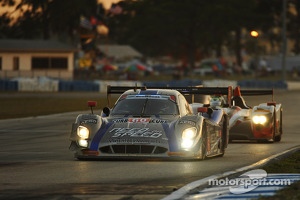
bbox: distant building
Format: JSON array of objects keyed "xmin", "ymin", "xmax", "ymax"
[{"xmin": 0, "ymin": 39, "xmax": 78, "ymax": 80}]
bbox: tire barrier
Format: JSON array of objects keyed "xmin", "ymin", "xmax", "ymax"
[
  {"xmin": 143, "ymin": 79, "xmax": 202, "ymax": 87},
  {"xmin": 203, "ymin": 79, "xmax": 237, "ymax": 87},
  {"xmin": 59, "ymin": 80, "xmax": 99, "ymax": 92},
  {"xmin": 237, "ymin": 80, "xmax": 288, "ymax": 89},
  {"xmin": 16, "ymin": 77, "xmax": 59, "ymax": 92},
  {"xmin": 0, "ymin": 78, "xmax": 296, "ymax": 92},
  {"xmin": 0, "ymin": 79, "xmax": 18, "ymax": 91}
]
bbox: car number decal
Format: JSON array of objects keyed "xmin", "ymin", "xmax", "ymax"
[
  {"xmin": 109, "ymin": 128, "xmax": 162, "ymax": 138},
  {"xmin": 128, "ymin": 118, "xmax": 150, "ymax": 123}
]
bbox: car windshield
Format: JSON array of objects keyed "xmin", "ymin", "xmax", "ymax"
[{"xmin": 111, "ymin": 98, "xmax": 178, "ymax": 116}]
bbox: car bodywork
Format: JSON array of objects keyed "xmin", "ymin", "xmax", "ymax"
[
  {"xmin": 69, "ymin": 86, "xmax": 230, "ymax": 160},
  {"xmin": 229, "ymin": 86, "xmax": 283, "ymax": 142}
]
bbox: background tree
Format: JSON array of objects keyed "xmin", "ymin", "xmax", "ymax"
[
  {"xmin": 0, "ymin": 0, "xmax": 99, "ymax": 40},
  {"xmin": 109, "ymin": 0, "xmax": 262, "ymax": 67},
  {"xmin": 289, "ymin": 0, "xmax": 300, "ymax": 54},
  {"xmin": 1, "ymin": 0, "xmax": 299, "ymax": 68}
]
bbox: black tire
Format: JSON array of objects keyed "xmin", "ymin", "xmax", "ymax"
[
  {"xmin": 200, "ymin": 124, "xmax": 207, "ymax": 160},
  {"xmin": 219, "ymin": 115, "xmax": 228, "ymax": 157},
  {"xmin": 269, "ymin": 108, "xmax": 277, "ymax": 143},
  {"xmin": 77, "ymin": 157, "xmax": 87, "ymax": 161},
  {"xmin": 258, "ymin": 139, "xmax": 269, "ymax": 143},
  {"xmin": 223, "ymin": 114, "xmax": 229, "ymax": 149},
  {"xmin": 274, "ymin": 108, "xmax": 283, "ymax": 142},
  {"xmin": 274, "ymin": 134, "xmax": 282, "ymax": 142}
]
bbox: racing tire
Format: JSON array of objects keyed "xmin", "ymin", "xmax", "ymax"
[
  {"xmin": 200, "ymin": 123, "xmax": 207, "ymax": 160},
  {"xmin": 274, "ymin": 108, "xmax": 283, "ymax": 142},
  {"xmin": 257, "ymin": 139, "xmax": 269, "ymax": 143},
  {"xmin": 269, "ymin": 109, "xmax": 276, "ymax": 143},
  {"xmin": 274, "ymin": 134, "xmax": 282, "ymax": 142},
  {"xmin": 219, "ymin": 115, "xmax": 228, "ymax": 157},
  {"xmin": 76, "ymin": 157, "xmax": 88, "ymax": 161}
]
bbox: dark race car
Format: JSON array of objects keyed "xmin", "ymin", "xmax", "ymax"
[
  {"xmin": 69, "ymin": 85, "xmax": 231, "ymax": 160},
  {"xmin": 228, "ymin": 86, "xmax": 283, "ymax": 143}
]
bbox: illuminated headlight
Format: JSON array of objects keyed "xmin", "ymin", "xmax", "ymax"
[
  {"xmin": 252, "ymin": 115, "xmax": 267, "ymax": 125},
  {"xmin": 181, "ymin": 127, "xmax": 197, "ymax": 149},
  {"xmin": 77, "ymin": 126, "xmax": 90, "ymax": 139},
  {"xmin": 78, "ymin": 139, "xmax": 88, "ymax": 147}
]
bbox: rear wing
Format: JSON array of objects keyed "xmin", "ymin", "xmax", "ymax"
[{"xmin": 106, "ymin": 85, "xmax": 233, "ymax": 107}]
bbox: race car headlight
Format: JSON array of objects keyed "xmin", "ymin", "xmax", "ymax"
[
  {"xmin": 78, "ymin": 139, "xmax": 88, "ymax": 147},
  {"xmin": 77, "ymin": 126, "xmax": 90, "ymax": 139},
  {"xmin": 182, "ymin": 127, "xmax": 197, "ymax": 139},
  {"xmin": 252, "ymin": 115, "xmax": 267, "ymax": 125},
  {"xmin": 181, "ymin": 127, "xmax": 197, "ymax": 149}
]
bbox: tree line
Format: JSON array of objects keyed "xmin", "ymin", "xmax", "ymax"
[{"xmin": 1, "ymin": 0, "xmax": 299, "ymax": 68}]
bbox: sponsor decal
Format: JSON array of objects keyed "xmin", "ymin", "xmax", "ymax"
[
  {"xmin": 179, "ymin": 120, "xmax": 196, "ymax": 126},
  {"xmin": 112, "ymin": 118, "xmax": 167, "ymax": 123},
  {"xmin": 150, "ymin": 119, "xmax": 167, "ymax": 123},
  {"xmin": 112, "ymin": 119, "xmax": 128, "ymax": 123},
  {"xmin": 133, "ymin": 95, "xmax": 161, "ymax": 98},
  {"xmin": 109, "ymin": 128, "xmax": 162, "ymax": 138},
  {"xmin": 80, "ymin": 119, "xmax": 97, "ymax": 124}
]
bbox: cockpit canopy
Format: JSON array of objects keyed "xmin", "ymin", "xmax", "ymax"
[{"xmin": 111, "ymin": 95, "xmax": 179, "ymax": 116}]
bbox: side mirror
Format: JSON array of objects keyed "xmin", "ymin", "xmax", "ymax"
[
  {"xmin": 102, "ymin": 107, "xmax": 110, "ymax": 117},
  {"xmin": 197, "ymin": 107, "xmax": 213, "ymax": 118},
  {"xmin": 267, "ymin": 102, "xmax": 276, "ymax": 106},
  {"xmin": 87, "ymin": 101, "xmax": 97, "ymax": 114}
]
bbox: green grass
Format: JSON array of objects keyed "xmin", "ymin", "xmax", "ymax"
[
  {"xmin": 0, "ymin": 92, "xmax": 117, "ymax": 119},
  {"xmin": 262, "ymin": 150, "xmax": 300, "ymax": 174},
  {"xmin": 258, "ymin": 150, "xmax": 300, "ymax": 199}
]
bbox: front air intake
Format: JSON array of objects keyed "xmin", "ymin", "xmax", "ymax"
[{"xmin": 100, "ymin": 145, "xmax": 168, "ymax": 154}]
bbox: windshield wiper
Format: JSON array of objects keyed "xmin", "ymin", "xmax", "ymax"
[{"xmin": 140, "ymin": 98, "xmax": 148, "ymax": 117}]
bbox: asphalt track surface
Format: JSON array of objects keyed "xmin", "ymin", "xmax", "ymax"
[{"xmin": 0, "ymin": 90, "xmax": 299, "ymax": 200}]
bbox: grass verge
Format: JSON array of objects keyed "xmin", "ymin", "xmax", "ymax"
[
  {"xmin": 0, "ymin": 92, "xmax": 116, "ymax": 120},
  {"xmin": 258, "ymin": 150, "xmax": 300, "ymax": 199}
]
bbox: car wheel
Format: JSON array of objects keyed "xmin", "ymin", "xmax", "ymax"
[
  {"xmin": 269, "ymin": 111, "xmax": 276, "ymax": 143},
  {"xmin": 200, "ymin": 124, "xmax": 207, "ymax": 160},
  {"xmin": 274, "ymin": 134, "xmax": 282, "ymax": 142},
  {"xmin": 219, "ymin": 115, "xmax": 228, "ymax": 157},
  {"xmin": 274, "ymin": 108, "xmax": 283, "ymax": 142},
  {"xmin": 258, "ymin": 139, "xmax": 269, "ymax": 143},
  {"xmin": 77, "ymin": 157, "xmax": 86, "ymax": 161}
]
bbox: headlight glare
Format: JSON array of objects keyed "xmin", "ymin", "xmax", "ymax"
[
  {"xmin": 181, "ymin": 127, "xmax": 197, "ymax": 149},
  {"xmin": 78, "ymin": 139, "xmax": 88, "ymax": 147},
  {"xmin": 252, "ymin": 115, "xmax": 267, "ymax": 124},
  {"xmin": 182, "ymin": 127, "xmax": 197, "ymax": 139},
  {"xmin": 77, "ymin": 126, "xmax": 90, "ymax": 139},
  {"xmin": 181, "ymin": 139, "xmax": 194, "ymax": 149}
]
